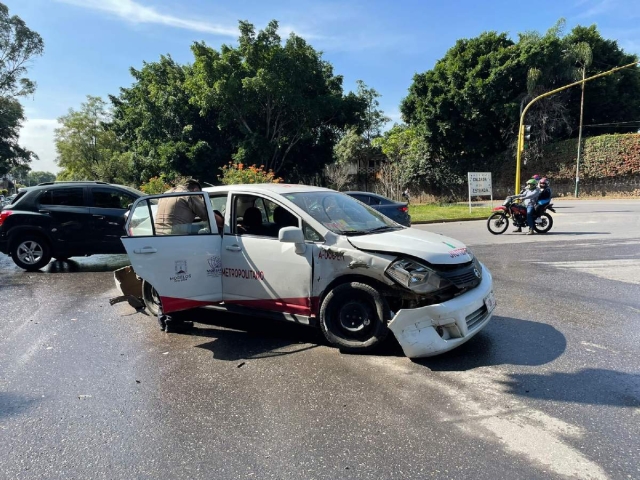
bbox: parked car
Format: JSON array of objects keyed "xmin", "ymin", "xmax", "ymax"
[
  {"xmin": 344, "ymin": 191, "xmax": 411, "ymax": 226},
  {"xmin": 0, "ymin": 181, "xmax": 144, "ymax": 270},
  {"xmin": 114, "ymin": 185, "xmax": 495, "ymax": 358}
]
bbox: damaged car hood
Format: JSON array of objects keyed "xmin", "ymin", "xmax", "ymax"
[{"xmin": 347, "ymin": 228, "xmax": 473, "ymax": 265}]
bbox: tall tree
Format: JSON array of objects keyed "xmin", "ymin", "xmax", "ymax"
[
  {"xmin": 401, "ymin": 22, "xmax": 640, "ymax": 179},
  {"xmin": 0, "ymin": 2, "xmax": 44, "ymax": 175},
  {"xmin": 401, "ymin": 31, "xmax": 523, "ymax": 175},
  {"xmin": 355, "ymin": 80, "xmax": 390, "ymax": 143},
  {"xmin": 187, "ymin": 20, "xmax": 363, "ymax": 174},
  {"xmin": 563, "ymin": 25, "xmax": 640, "ymax": 136},
  {"xmin": 110, "ymin": 55, "xmax": 233, "ymax": 185},
  {"xmin": 27, "ymin": 170, "xmax": 56, "ymax": 185},
  {"xmin": 55, "ymin": 96, "xmax": 128, "ymax": 183}
]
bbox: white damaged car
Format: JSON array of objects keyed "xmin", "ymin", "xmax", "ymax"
[{"xmin": 115, "ymin": 185, "xmax": 495, "ymax": 358}]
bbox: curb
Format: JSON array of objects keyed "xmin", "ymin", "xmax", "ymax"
[{"xmin": 412, "ymin": 217, "xmax": 486, "ymax": 225}]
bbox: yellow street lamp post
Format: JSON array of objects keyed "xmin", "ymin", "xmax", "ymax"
[{"xmin": 515, "ymin": 61, "xmax": 639, "ymax": 195}]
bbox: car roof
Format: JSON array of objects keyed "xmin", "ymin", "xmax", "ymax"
[
  {"xmin": 202, "ymin": 184, "xmax": 335, "ymax": 195},
  {"xmin": 345, "ymin": 191, "xmax": 387, "ymax": 198},
  {"xmin": 20, "ymin": 182, "xmax": 143, "ymax": 195}
]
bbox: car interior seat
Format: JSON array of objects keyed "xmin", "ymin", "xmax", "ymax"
[{"xmin": 240, "ymin": 206, "xmax": 263, "ymax": 235}]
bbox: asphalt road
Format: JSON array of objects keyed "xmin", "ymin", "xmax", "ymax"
[{"xmin": 1, "ymin": 199, "xmax": 639, "ymax": 479}]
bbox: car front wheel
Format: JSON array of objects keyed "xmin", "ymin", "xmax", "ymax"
[
  {"xmin": 319, "ymin": 282, "xmax": 390, "ymax": 353},
  {"xmin": 11, "ymin": 235, "xmax": 52, "ymax": 271}
]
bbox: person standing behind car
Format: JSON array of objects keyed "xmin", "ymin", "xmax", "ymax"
[{"xmin": 155, "ymin": 179, "xmax": 208, "ymax": 235}]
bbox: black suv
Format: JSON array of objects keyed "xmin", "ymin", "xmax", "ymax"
[{"xmin": 0, "ymin": 181, "xmax": 143, "ymax": 271}]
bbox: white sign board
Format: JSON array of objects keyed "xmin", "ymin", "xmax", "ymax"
[{"xmin": 468, "ymin": 172, "xmax": 493, "ymax": 212}]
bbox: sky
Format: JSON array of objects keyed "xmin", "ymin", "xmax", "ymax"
[{"xmin": 12, "ymin": 0, "xmax": 640, "ymax": 174}]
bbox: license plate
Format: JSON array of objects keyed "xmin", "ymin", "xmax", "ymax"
[{"xmin": 484, "ymin": 291, "xmax": 496, "ymax": 313}]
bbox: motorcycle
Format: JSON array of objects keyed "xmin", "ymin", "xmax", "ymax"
[{"xmin": 487, "ymin": 196, "xmax": 555, "ymax": 235}]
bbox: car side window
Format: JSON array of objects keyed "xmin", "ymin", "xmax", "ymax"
[
  {"xmin": 233, "ymin": 194, "xmax": 299, "ymax": 238},
  {"xmin": 92, "ymin": 188, "xmax": 136, "ymax": 209},
  {"xmin": 368, "ymin": 195, "xmax": 382, "ymax": 206},
  {"xmin": 127, "ymin": 194, "xmax": 213, "ymax": 237},
  {"xmin": 209, "ymin": 194, "xmax": 228, "ymax": 216},
  {"xmin": 39, "ymin": 188, "xmax": 85, "ymax": 207},
  {"xmin": 303, "ymin": 221, "xmax": 324, "ymax": 242},
  {"xmin": 351, "ymin": 194, "xmax": 369, "ymax": 204}
]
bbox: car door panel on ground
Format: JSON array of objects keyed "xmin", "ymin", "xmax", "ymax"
[
  {"xmin": 37, "ymin": 187, "xmax": 91, "ymax": 254},
  {"xmin": 221, "ymin": 193, "xmax": 313, "ymax": 315},
  {"xmin": 122, "ymin": 192, "xmax": 223, "ymax": 314},
  {"xmin": 90, "ymin": 187, "xmax": 138, "ymax": 254}
]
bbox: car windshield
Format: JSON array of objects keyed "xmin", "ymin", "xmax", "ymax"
[{"xmin": 284, "ymin": 191, "xmax": 402, "ymax": 235}]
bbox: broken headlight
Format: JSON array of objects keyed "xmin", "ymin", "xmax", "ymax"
[{"xmin": 386, "ymin": 258, "xmax": 452, "ymax": 294}]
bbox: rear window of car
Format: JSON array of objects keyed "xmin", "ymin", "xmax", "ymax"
[
  {"xmin": 39, "ymin": 188, "xmax": 86, "ymax": 207},
  {"xmin": 9, "ymin": 191, "xmax": 27, "ymax": 205}
]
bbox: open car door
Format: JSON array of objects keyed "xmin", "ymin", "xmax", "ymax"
[{"xmin": 121, "ymin": 192, "xmax": 223, "ymax": 314}]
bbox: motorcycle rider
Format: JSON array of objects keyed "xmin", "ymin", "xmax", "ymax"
[
  {"xmin": 512, "ymin": 178, "xmax": 540, "ymax": 234},
  {"xmin": 537, "ymin": 177, "xmax": 552, "ymax": 206}
]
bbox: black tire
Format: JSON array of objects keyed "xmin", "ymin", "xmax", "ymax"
[
  {"xmin": 319, "ymin": 282, "xmax": 390, "ymax": 353},
  {"xmin": 487, "ymin": 212, "xmax": 509, "ymax": 235},
  {"xmin": 533, "ymin": 213, "xmax": 553, "ymax": 234},
  {"xmin": 10, "ymin": 234, "xmax": 52, "ymax": 271},
  {"xmin": 142, "ymin": 280, "xmax": 161, "ymax": 317}
]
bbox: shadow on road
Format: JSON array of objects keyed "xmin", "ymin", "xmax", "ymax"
[
  {"xmin": 42, "ymin": 256, "xmax": 131, "ymax": 273},
  {"xmin": 590, "ymin": 210, "xmax": 635, "ymax": 213},
  {"xmin": 501, "ymin": 369, "xmax": 640, "ymax": 407},
  {"xmin": 0, "ymin": 392, "xmax": 40, "ymax": 419},
  {"xmin": 414, "ymin": 316, "xmax": 566, "ymax": 371},
  {"xmin": 542, "ymin": 231, "xmax": 611, "ymax": 236},
  {"xmin": 172, "ymin": 308, "xmax": 324, "ymax": 362}
]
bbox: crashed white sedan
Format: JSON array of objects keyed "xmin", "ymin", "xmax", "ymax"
[{"xmin": 115, "ymin": 184, "xmax": 495, "ymax": 358}]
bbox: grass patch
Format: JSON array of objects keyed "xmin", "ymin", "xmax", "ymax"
[{"xmin": 409, "ymin": 203, "xmax": 492, "ymax": 222}]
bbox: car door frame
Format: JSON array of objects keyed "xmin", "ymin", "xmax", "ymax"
[
  {"xmin": 121, "ymin": 191, "xmax": 223, "ymax": 314},
  {"xmin": 89, "ymin": 186, "xmax": 139, "ymax": 254},
  {"xmin": 36, "ymin": 186, "xmax": 92, "ymax": 255},
  {"xmin": 220, "ymin": 190, "xmax": 315, "ymax": 316}
]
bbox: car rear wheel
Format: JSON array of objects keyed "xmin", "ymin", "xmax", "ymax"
[
  {"xmin": 142, "ymin": 280, "xmax": 161, "ymax": 317},
  {"xmin": 319, "ymin": 282, "xmax": 390, "ymax": 353},
  {"xmin": 11, "ymin": 235, "xmax": 52, "ymax": 271}
]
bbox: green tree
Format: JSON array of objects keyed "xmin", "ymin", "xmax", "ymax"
[
  {"xmin": 333, "ymin": 128, "xmax": 373, "ymax": 166},
  {"xmin": 401, "ymin": 21, "xmax": 640, "ymax": 180},
  {"xmin": 187, "ymin": 20, "xmax": 363, "ymax": 175},
  {"xmin": 110, "ymin": 55, "xmax": 233, "ymax": 185},
  {"xmin": 55, "ymin": 96, "xmax": 129, "ymax": 182},
  {"xmin": 355, "ymin": 80, "xmax": 390, "ymax": 143},
  {"xmin": 401, "ymin": 31, "xmax": 523, "ymax": 175},
  {"xmin": 0, "ymin": 2, "xmax": 44, "ymax": 175},
  {"xmin": 374, "ymin": 124, "xmax": 461, "ymax": 197},
  {"xmin": 563, "ymin": 25, "xmax": 640, "ymax": 136},
  {"xmin": 26, "ymin": 170, "xmax": 56, "ymax": 185}
]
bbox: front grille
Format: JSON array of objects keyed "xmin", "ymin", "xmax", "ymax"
[
  {"xmin": 439, "ymin": 263, "xmax": 482, "ymax": 289},
  {"xmin": 466, "ymin": 305, "xmax": 488, "ymax": 330}
]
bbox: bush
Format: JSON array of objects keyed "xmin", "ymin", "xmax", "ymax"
[
  {"xmin": 219, "ymin": 162, "xmax": 282, "ymax": 185},
  {"xmin": 139, "ymin": 176, "xmax": 171, "ymax": 194}
]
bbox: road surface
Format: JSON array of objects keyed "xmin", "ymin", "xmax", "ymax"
[{"xmin": 1, "ymin": 199, "xmax": 638, "ymax": 479}]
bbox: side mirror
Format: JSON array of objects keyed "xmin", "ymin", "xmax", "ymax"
[{"xmin": 279, "ymin": 227, "xmax": 306, "ymax": 254}]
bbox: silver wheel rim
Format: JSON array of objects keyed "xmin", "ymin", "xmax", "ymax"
[{"xmin": 17, "ymin": 240, "xmax": 44, "ymax": 265}]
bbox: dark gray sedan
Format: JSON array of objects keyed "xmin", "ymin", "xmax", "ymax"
[{"xmin": 344, "ymin": 191, "xmax": 411, "ymax": 226}]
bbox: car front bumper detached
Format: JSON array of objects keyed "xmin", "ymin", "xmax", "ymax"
[{"xmin": 387, "ymin": 264, "xmax": 495, "ymax": 358}]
